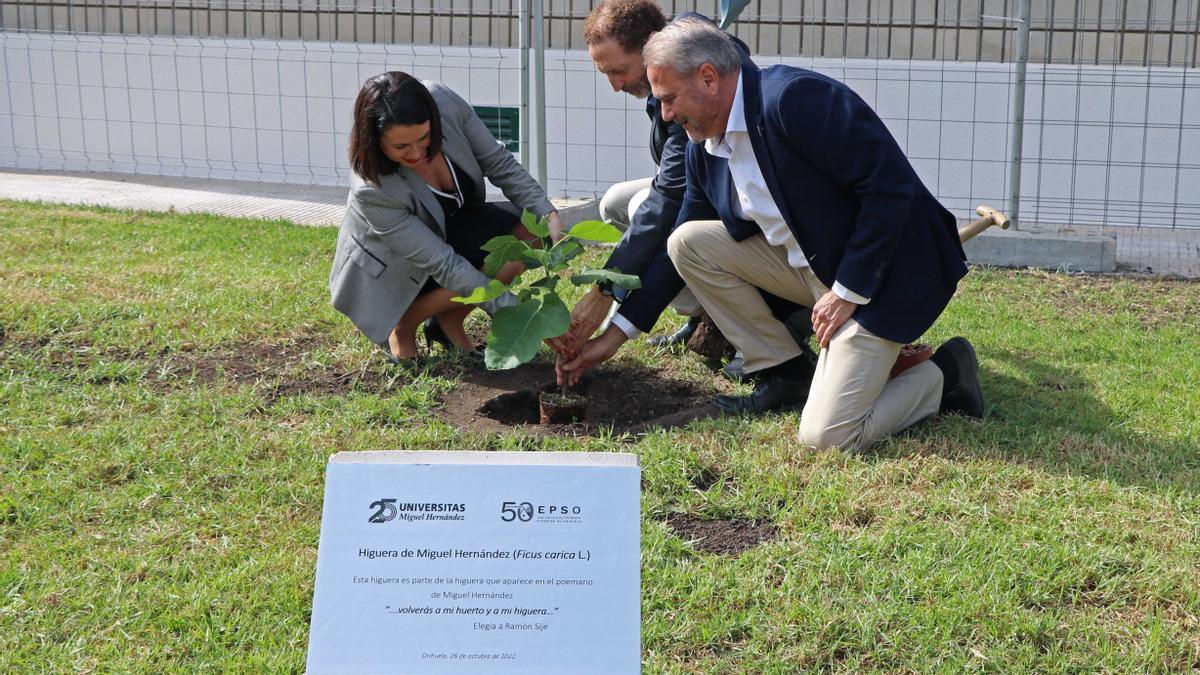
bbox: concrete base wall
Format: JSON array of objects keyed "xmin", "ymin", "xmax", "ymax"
[{"xmin": 963, "ymin": 227, "xmax": 1118, "ymax": 273}]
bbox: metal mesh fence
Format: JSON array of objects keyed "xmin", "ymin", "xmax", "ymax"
[
  {"xmin": 1, "ymin": 1, "xmax": 1198, "ymax": 228},
  {"xmin": 3, "ymin": 0, "xmax": 1198, "ymax": 65}
]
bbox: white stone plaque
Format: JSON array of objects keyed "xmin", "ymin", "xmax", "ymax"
[{"xmin": 305, "ymin": 451, "xmax": 641, "ymax": 674}]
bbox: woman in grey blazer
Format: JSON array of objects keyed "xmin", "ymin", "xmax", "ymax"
[{"xmin": 329, "ymin": 71, "xmax": 563, "ymax": 360}]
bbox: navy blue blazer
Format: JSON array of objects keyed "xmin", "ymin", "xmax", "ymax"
[{"xmin": 619, "ymin": 61, "xmax": 967, "ymax": 345}]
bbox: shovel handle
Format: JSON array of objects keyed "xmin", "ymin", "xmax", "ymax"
[{"xmin": 958, "ymin": 204, "xmax": 1011, "ymax": 243}]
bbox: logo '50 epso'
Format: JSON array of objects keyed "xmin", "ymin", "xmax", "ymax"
[{"xmin": 499, "ymin": 501, "xmax": 582, "ymax": 522}]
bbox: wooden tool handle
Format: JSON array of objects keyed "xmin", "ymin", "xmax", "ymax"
[{"xmin": 958, "ymin": 203, "xmax": 1011, "ymax": 243}]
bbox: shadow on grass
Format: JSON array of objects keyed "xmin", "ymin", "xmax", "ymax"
[{"xmin": 883, "ymin": 347, "xmax": 1200, "ymax": 496}]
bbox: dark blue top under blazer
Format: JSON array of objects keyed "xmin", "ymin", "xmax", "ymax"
[{"xmin": 619, "ymin": 61, "xmax": 968, "ymax": 345}]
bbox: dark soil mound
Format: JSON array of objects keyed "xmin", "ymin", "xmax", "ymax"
[{"xmin": 440, "ymin": 362, "xmax": 723, "ymax": 436}]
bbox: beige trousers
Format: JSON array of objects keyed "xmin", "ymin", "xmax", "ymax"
[
  {"xmin": 600, "ymin": 177, "xmax": 700, "ymax": 318},
  {"xmin": 667, "ymin": 219, "xmax": 943, "ymax": 452},
  {"xmin": 599, "ymin": 177, "xmax": 653, "ymax": 228}
]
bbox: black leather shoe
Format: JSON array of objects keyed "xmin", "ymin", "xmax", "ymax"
[
  {"xmin": 721, "ymin": 353, "xmax": 746, "ymax": 382},
  {"xmin": 422, "ymin": 318, "xmax": 454, "ymax": 352},
  {"xmin": 930, "ymin": 336, "xmax": 985, "ymax": 418},
  {"xmin": 647, "ymin": 315, "xmax": 702, "ymax": 348},
  {"xmin": 420, "ymin": 317, "xmax": 480, "ymax": 355},
  {"xmin": 713, "ymin": 369, "xmax": 813, "ymax": 415}
]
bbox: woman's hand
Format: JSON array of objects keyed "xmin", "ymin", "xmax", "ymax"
[{"xmin": 545, "ymin": 211, "xmax": 565, "ymax": 243}]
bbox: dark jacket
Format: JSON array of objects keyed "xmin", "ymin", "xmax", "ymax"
[{"xmin": 619, "ymin": 62, "xmax": 968, "ymax": 344}]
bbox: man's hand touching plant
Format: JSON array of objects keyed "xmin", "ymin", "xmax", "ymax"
[
  {"xmin": 556, "ymin": 325, "xmax": 627, "ymax": 386},
  {"xmin": 453, "ymin": 211, "xmax": 640, "ymax": 370},
  {"xmin": 545, "ymin": 285, "xmax": 614, "ymax": 358}
]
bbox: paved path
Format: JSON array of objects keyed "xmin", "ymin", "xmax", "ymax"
[
  {"xmin": 0, "ymin": 169, "xmax": 349, "ymax": 225},
  {"xmin": 1, "ymin": 169, "xmax": 1196, "ymax": 278}
]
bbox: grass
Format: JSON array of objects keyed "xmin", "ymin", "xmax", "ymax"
[{"xmin": 1, "ymin": 199, "xmax": 1198, "ymax": 672}]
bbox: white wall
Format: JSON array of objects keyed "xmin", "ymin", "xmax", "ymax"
[{"xmin": 2, "ymin": 30, "xmax": 1197, "ymax": 227}]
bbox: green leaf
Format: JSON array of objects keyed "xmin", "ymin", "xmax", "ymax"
[
  {"xmin": 521, "ymin": 209, "xmax": 550, "ymax": 239},
  {"xmin": 530, "ymin": 275, "xmax": 560, "ymax": 292},
  {"xmin": 484, "ymin": 294, "xmax": 570, "ymax": 370},
  {"xmin": 451, "ymin": 278, "xmax": 510, "ymax": 304},
  {"xmin": 546, "ymin": 239, "xmax": 585, "ymax": 271},
  {"xmin": 522, "ymin": 248, "xmax": 550, "ymax": 270},
  {"xmin": 567, "ymin": 219, "xmax": 623, "ymax": 243},
  {"xmin": 481, "ymin": 235, "xmax": 533, "ymax": 276},
  {"xmin": 569, "ymin": 268, "xmax": 642, "ymax": 291},
  {"xmin": 481, "ymin": 234, "xmax": 524, "ymax": 252}
]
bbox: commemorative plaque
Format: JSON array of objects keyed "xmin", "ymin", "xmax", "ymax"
[{"xmin": 305, "ymin": 450, "xmax": 641, "ymax": 674}]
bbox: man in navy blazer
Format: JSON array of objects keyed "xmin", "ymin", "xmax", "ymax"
[{"xmin": 603, "ymin": 18, "xmax": 981, "ymax": 451}]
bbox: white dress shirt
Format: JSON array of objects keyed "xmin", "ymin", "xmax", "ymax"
[
  {"xmin": 610, "ymin": 72, "xmax": 869, "ymax": 341},
  {"xmin": 705, "ymin": 73, "xmax": 870, "ymax": 306}
]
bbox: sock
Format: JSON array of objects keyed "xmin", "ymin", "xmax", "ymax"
[{"xmin": 771, "ymin": 354, "xmax": 816, "ymax": 382}]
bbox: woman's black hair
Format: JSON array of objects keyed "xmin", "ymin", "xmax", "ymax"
[{"xmin": 348, "ymin": 71, "xmax": 443, "ymax": 185}]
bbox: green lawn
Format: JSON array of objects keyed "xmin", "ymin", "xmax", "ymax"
[{"xmin": 1, "ymin": 200, "xmax": 1198, "ymax": 672}]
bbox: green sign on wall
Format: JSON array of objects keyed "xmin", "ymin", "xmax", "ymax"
[{"xmin": 473, "ymin": 106, "xmax": 520, "ymax": 153}]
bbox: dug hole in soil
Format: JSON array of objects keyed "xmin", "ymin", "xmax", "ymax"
[
  {"xmin": 664, "ymin": 514, "xmax": 778, "ymax": 555},
  {"xmin": 439, "ymin": 362, "xmax": 725, "ymax": 436}
]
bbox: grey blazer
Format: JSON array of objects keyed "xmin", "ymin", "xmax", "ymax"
[{"xmin": 329, "ymin": 81, "xmax": 554, "ymax": 346}]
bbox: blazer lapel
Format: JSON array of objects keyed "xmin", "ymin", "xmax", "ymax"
[
  {"xmin": 741, "ymin": 64, "xmax": 799, "ymax": 231},
  {"xmin": 412, "ymin": 173, "xmax": 445, "ymax": 235},
  {"xmin": 383, "ymin": 168, "xmax": 445, "ymax": 237},
  {"xmin": 440, "ymin": 124, "xmax": 487, "ymax": 205}
]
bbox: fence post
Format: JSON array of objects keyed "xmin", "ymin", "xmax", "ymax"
[
  {"xmin": 532, "ymin": 0, "xmax": 547, "ymax": 189},
  {"xmin": 1007, "ymin": 0, "xmax": 1032, "ymax": 230},
  {"xmin": 518, "ymin": 0, "xmax": 531, "ymax": 172}
]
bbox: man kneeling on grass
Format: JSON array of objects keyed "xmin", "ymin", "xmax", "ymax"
[{"xmin": 643, "ymin": 19, "xmax": 984, "ymax": 452}]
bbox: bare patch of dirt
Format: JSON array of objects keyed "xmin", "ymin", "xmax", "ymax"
[
  {"xmin": 3, "ymin": 332, "xmax": 396, "ymax": 402},
  {"xmin": 164, "ymin": 340, "xmax": 400, "ymax": 402},
  {"xmin": 6, "ymin": 330, "xmax": 726, "ymax": 422},
  {"xmin": 158, "ymin": 334, "xmax": 393, "ymax": 402},
  {"xmin": 664, "ymin": 513, "xmax": 778, "ymax": 555},
  {"xmin": 439, "ymin": 362, "xmax": 722, "ymax": 436}
]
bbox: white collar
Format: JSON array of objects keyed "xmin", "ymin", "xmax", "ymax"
[{"xmin": 705, "ymin": 71, "xmax": 746, "ymax": 156}]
